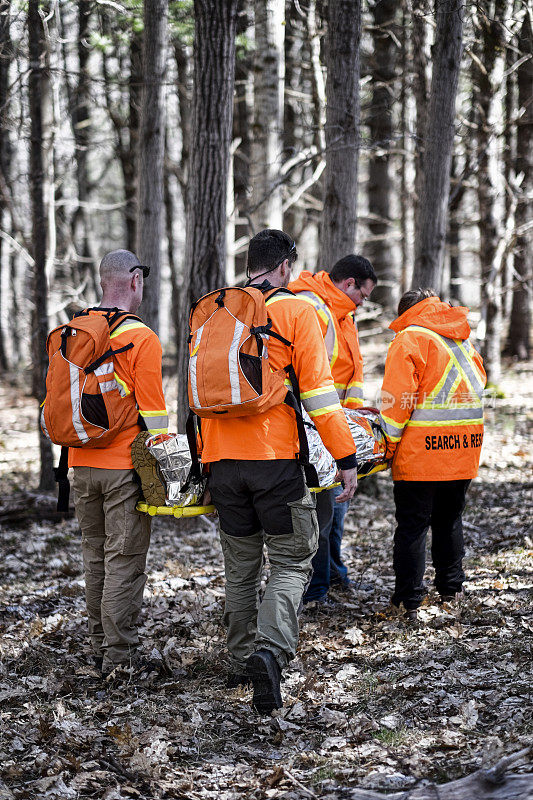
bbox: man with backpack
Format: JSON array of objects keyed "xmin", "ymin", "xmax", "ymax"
[
  {"xmin": 289, "ymin": 256, "xmax": 377, "ymax": 604},
  {"xmin": 59, "ymin": 250, "xmax": 168, "ymax": 676},
  {"xmin": 193, "ymin": 229, "xmax": 358, "ymax": 713}
]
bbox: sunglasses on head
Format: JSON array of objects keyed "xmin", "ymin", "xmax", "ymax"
[
  {"xmin": 275, "ymin": 242, "xmax": 298, "ymax": 269},
  {"xmin": 129, "ymin": 265, "xmax": 150, "ymax": 278}
]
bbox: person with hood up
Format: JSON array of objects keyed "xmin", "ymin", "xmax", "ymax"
[
  {"xmin": 379, "ymin": 289, "xmax": 486, "ymax": 620},
  {"xmin": 289, "ymin": 256, "xmax": 377, "ymax": 603}
]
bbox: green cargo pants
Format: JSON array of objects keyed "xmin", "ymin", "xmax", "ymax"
[
  {"xmin": 72, "ymin": 467, "xmax": 151, "ymax": 672},
  {"xmin": 210, "ymin": 460, "xmax": 319, "ymax": 672}
]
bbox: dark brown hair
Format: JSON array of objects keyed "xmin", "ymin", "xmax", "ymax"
[{"xmin": 397, "ymin": 288, "xmax": 437, "ymax": 317}]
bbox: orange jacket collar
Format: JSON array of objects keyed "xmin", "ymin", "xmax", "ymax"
[
  {"xmin": 390, "ymin": 297, "xmax": 471, "ymax": 340},
  {"xmin": 289, "ymin": 270, "xmax": 356, "ymax": 320}
]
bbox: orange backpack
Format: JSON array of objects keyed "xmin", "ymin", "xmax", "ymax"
[
  {"xmin": 41, "ymin": 308, "xmax": 141, "ymax": 448},
  {"xmin": 188, "ymin": 286, "xmax": 293, "ymax": 417}
]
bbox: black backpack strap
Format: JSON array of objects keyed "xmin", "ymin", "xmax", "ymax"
[
  {"xmin": 185, "ymin": 411, "xmax": 203, "ymax": 481},
  {"xmin": 284, "ymin": 365, "xmax": 319, "ymax": 487},
  {"xmin": 54, "ymin": 446, "xmax": 70, "ymax": 513}
]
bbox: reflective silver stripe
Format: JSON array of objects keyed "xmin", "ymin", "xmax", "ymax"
[
  {"xmin": 229, "ymin": 319, "xmax": 245, "ymax": 403},
  {"xmin": 379, "ymin": 415, "xmax": 405, "ymax": 438},
  {"xmin": 69, "ymin": 363, "xmax": 90, "ymax": 443},
  {"xmin": 297, "ymin": 290, "xmax": 336, "ymax": 361},
  {"xmin": 40, "ymin": 408, "xmax": 51, "ymax": 441},
  {"xmin": 189, "ymin": 324, "xmax": 205, "ymax": 408},
  {"xmin": 94, "ymin": 362, "xmax": 114, "ymax": 377},
  {"xmin": 99, "ymin": 379, "xmax": 119, "ymax": 393},
  {"xmin": 405, "ymin": 326, "xmax": 485, "ymax": 399},
  {"xmin": 336, "ymin": 387, "xmax": 346, "ymax": 401},
  {"xmin": 302, "ymin": 388, "xmax": 340, "ymax": 414},
  {"xmin": 410, "ymin": 406, "xmax": 483, "ymax": 423},
  {"xmin": 140, "ymin": 413, "xmax": 169, "ymax": 430},
  {"xmin": 344, "ymin": 385, "xmax": 364, "ymax": 402},
  {"xmin": 431, "ymin": 364, "xmax": 460, "ymax": 405}
]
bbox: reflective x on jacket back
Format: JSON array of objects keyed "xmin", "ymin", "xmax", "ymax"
[
  {"xmin": 69, "ymin": 309, "xmax": 169, "ymax": 470},
  {"xmin": 379, "ymin": 297, "xmax": 487, "ymax": 481},
  {"xmin": 200, "ymin": 287, "xmax": 357, "ymax": 466},
  {"xmin": 289, "ymin": 270, "xmax": 364, "ymax": 409}
]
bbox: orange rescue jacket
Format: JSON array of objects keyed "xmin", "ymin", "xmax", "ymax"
[
  {"xmin": 69, "ymin": 309, "xmax": 168, "ymax": 470},
  {"xmin": 379, "ymin": 297, "xmax": 486, "ymax": 481},
  {"xmin": 289, "ymin": 270, "xmax": 364, "ymax": 408},
  {"xmin": 200, "ymin": 287, "xmax": 357, "ymax": 465}
]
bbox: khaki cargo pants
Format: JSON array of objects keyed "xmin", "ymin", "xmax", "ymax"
[
  {"xmin": 209, "ymin": 460, "xmax": 319, "ymax": 672},
  {"xmin": 72, "ymin": 467, "xmax": 151, "ymax": 672}
]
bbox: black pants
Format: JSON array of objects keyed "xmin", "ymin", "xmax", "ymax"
[{"xmin": 392, "ymin": 480, "xmax": 470, "ymax": 609}]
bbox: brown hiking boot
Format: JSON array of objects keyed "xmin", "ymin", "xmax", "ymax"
[{"xmin": 131, "ymin": 431, "xmax": 167, "ymax": 506}]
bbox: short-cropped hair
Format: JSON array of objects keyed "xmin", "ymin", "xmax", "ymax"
[
  {"xmin": 329, "ymin": 255, "xmax": 377, "ymax": 285},
  {"xmin": 247, "ymin": 229, "xmax": 296, "ymax": 274},
  {"xmin": 398, "ymin": 288, "xmax": 438, "ymax": 317}
]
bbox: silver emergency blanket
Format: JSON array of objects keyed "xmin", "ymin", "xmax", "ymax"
[
  {"xmin": 144, "ymin": 433, "xmax": 206, "ymax": 506},
  {"xmin": 306, "ymin": 407, "xmax": 389, "ymax": 487}
]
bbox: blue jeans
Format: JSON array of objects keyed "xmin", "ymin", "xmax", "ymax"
[
  {"xmin": 329, "ymin": 483, "xmax": 350, "ymax": 584},
  {"xmin": 303, "ymin": 488, "xmax": 334, "ymax": 602}
]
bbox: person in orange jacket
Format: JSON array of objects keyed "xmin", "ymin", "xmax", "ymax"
[
  {"xmin": 202, "ymin": 229, "xmax": 358, "ymax": 713},
  {"xmin": 379, "ymin": 288, "xmax": 486, "ymax": 619},
  {"xmin": 70, "ymin": 250, "xmax": 169, "ymax": 675},
  {"xmin": 289, "ymin": 256, "xmax": 377, "ymax": 602}
]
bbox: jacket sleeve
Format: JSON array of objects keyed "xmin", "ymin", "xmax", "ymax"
[
  {"xmin": 378, "ymin": 333, "xmax": 424, "ymax": 460},
  {"xmin": 131, "ymin": 331, "xmax": 169, "ymax": 435},
  {"xmin": 291, "ymin": 302, "xmax": 356, "ymax": 466}
]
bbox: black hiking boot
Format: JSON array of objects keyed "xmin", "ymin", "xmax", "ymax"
[
  {"xmin": 227, "ymin": 672, "xmax": 252, "ymax": 689},
  {"xmin": 246, "ymin": 649, "xmax": 282, "ymax": 713}
]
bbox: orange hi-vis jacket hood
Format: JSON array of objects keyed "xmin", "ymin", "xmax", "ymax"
[
  {"xmin": 289, "ymin": 270, "xmax": 364, "ymax": 408},
  {"xmin": 200, "ymin": 287, "xmax": 357, "ymax": 465},
  {"xmin": 379, "ymin": 297, "xmax": 487, "ymax": 481},
  {"xmin": 69, "ymin": 309, "xmax": 168, "ymax": 470}
]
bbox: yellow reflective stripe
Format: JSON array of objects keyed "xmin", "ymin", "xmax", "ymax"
[
  {"xmin": 408, "ymin": 418, "xmax": 484, "ymax": 428},
  {"xmin": 109, "ymin": 321, "xmax": 147, "ymax": 339},
  {"xmin": 114, "ymin": 373, "xmax": 130, "ymax": 397},
  {"xmin": 343, "ymin": 396, "xmax": 364, "ymax": 407},
  {"xmin": 334, "ymin": 382, "xmax": 347, "ymax": 390},
  {"xmin": 140, "ymin": 409, "xmax": 168, "ymax": 416},
  {"xmin": 294, "ymin": 290, "xmax": 338, "ymax": 368},
  {"xmin": 147, "ymin": 427, "xmax": 167, "ymax": 435},
  {"xmin": 300, "ymin": 386, "xmax": 335, "ymax": 400},
  {"xmin": 380, "ymin": 413, "xmax": 406, "ymax": 440},
  {"xmin": 265, "ymin": 295, "xmax": 298, "ymax": 306},
  {"xmin": 308, "ymin": 402, "xmax": 343, "ymax": 418},
  {"xmin": 425, "ymin": 358, "xmax": 454, "ymax": 400}
]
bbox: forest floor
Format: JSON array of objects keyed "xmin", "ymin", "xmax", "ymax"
[{"xmin": 0, "ymin": 347, "xmax": 532, "ymax": 799}]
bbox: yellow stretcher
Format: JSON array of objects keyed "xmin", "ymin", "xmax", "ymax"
[{"xmin": 136, "ymin": 463, "xmax": 387, "ymax": 518}]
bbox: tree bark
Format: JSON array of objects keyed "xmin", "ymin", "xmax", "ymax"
[
  {"xmin": 0, "ymin": 0, "xmax": 12, "ymax": 371},
  {"xmin": 508, "ymin": 10, "xmax": 532, "ymax": 358},
  {"xmin": 28, "ymin": 0, "xmax": 53, "ymax": 490},
  {"xmin": 178, "ymin": 0, "xmax": 238, "ymax": 428},
  {"xmin": 411, "ymin": 0, "xmax": 429, "ymax": 229},
  {"xmin": 137, "ymin": 0, "xmax": 168, "ymax": 333},
  {"xmin": 367, "ymin": 0, "xmax": 397, "ymax": 308},
  {"xmin": 320, "ymin": 0, "xmax": 361, "ymax": 267},
  {"xmin": 411, "ymin": 0, "xmax": 464, "ymax": 291},
  {"xmin": 251, "ymin": 0, "xmax": 284, "ymax": 231},
  {"xmin": 473, "ymin": 0, "xmax": 507, "ymax": 383}
]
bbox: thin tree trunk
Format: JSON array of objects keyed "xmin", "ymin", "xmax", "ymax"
[
  {"xmin": 251, "ymin": 0, "xmax": 284, "ymax": 231},
  {"xmin": 0, "ymin": 0, "xmax": 12, "ymax": 371},
  {"xmin": 398, "ymin": 1, "xmax": 409, "ymax": 294},
  {"xmin": 137, "ymin": 0, "xmax": 168, "ymax": 332},
  {"xmin": 411, "ymin": 0, "xmax": 429, "ymax": 228},
  {"xmin": 474, "ymin": 0, "xmax": 507, "ymax": 383},
  {"xmin": 28, "ymin": 0, "xmax": 53, "ymax": 490},
  {"xmin": 367, "ymin": 0, "xmax": 397, "ymax": 309},
  {"xmin": 178, "ymin": 0, "xmax": 238, "ymax": 428},
  {"xmin": 164, "ymin": 130, "xmax": 180, "ymax": 346},
  {"xmin": 411, "ymin": 0, "xmax": 464, "ymax": 291},
  {"xmin": 508, "ymin": 10, "xmax": 532, "ymax": 358},
  {"xmin": 320, "ymin": 0, "xmax": 361, "ymax": 267},
  {"xmin": 448, "ymin": 155, "xmax": 463, "ymax": 304}
]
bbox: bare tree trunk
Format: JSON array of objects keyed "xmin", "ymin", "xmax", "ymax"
[
  {"xmin": 0, "ymin": 0, "xmax": 12, "ymax": 371},
  {"xmin": 251, "ymin": 0, "xmax": 284, "ymax": 231},
  {"xmin": 320, "ymin": 0, "xmax": 361, "ymax": 267},
  {"xmin": 411, "ymin": 0, "xmax": 429, "ymax": 229},
  {"xmin": 508, "ymin": 10, "xmax": 532, "ymax": 359},
  {"xmin": 137, "ymin": 0, "xmax": 168, "ymax": 333},
  {"xmin": 232, "ymin": 6, "xmax": 252, "ymax": 276},
  {"xmin": 164, "ymin": 130, "xmax": 180, "ymax": 346},
  {"xmin": 177, "ymin": 0, "xmax": 238, "ymax": 428},
  {"xmin": 474, "ymin": 0, "xmax": 507, "ymax": 383},
  {"xmin": 398, "ymin": 1, "xmax": 409, "ymax": 294},
  {"xmin": 367, "ymin": 0, "xmax": 397, "ymax": 309},
  {"xmin": 28, "ymin": 0, "xmax": 53, "ymax": 490},
  {"xmin": 448, "ymin": 154, "xmax": 464, "ymax": 304},
  {"xmin": 174, "ymin": 38, "xmax": 191, "ymax": 208},
  {"xmin": 411, "ymin": 0, "xmax": 464, "ymax": 291}
]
